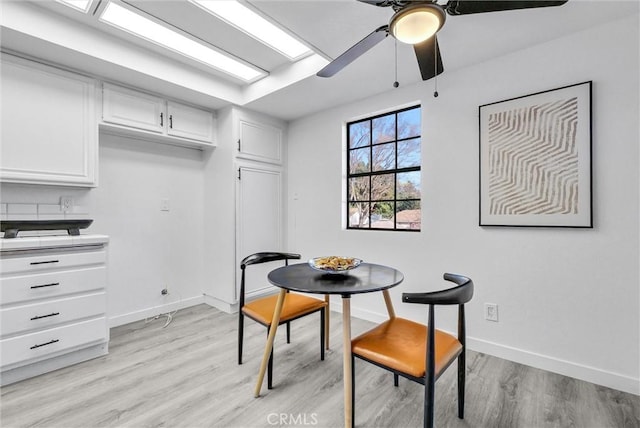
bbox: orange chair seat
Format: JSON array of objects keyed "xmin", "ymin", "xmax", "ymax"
[
  {"xmin": 352, "ymin": 317, "xmax": 462, "ymax": 379},
  {"xmin": 242, "ymin": 293, "xmax": 327, "ymax": 326}
]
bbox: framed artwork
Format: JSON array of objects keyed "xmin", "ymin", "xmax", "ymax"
[{"xmin": 479, "ymin": 81, "xmax": 592, "ymax": 227}]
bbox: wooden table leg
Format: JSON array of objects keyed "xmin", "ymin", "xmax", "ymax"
[
  {"xmin": 342, "ymin": 296, "xmax": 352, "ymax": 428},
  {"xmin": 254, "ymin": 289, "xmax": 286, "ymax": 397},
  {"xmin": 325, "ymin": 295, "xmax": 330, "ymax": 350},
  {"xmin": 382, "ymin": 289, "xmax": 396, "ymax": 319}
]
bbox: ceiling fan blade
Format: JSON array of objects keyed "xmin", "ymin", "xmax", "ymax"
[
  {"xmin": 445, "ymin": 0, "xmax": 568, "ymax": 15},
  {"xmin": 356, "ymin": 0, "xmax": 396, "ymax": 6},
  {"xmin": 414, "ymin": 36, "xmax": 444, "ymax": 81},
  {"xmin": 317, "ymin": 25, "xmax": 388, "ymax": 78}
]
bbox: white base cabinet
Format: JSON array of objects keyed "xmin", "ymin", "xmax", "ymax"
[
  {"xmin": 0, "ymin": 236, "xmax": 109, "ymax": 386},
  {"xmin": 0, "ymin": 53, "xmax": 98, "ymax": 187}
]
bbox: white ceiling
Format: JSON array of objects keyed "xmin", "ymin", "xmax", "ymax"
[{"xmin": 1, "ymin": 0, "xmax": 638, "ymax": 121}]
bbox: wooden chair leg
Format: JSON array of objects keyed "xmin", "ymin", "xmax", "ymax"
[
  {"xmin": 458, "ymin": 350, "xmax": 465, "ymax": 419},
  {"xmin": 320, "ymin": 309, "xmax": 325, "ymax": 361},
  {"xmin": 351, "ymin": 354, "xmax": 356, "ymax": 426},
  {"xmin": 238, "ymin": 312, "xmax": 244, "ymax": 365}
]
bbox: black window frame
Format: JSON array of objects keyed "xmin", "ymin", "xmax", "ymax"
[{"xmin": 346, "ymin": 105, "xmax": 421, "ymax": 231}]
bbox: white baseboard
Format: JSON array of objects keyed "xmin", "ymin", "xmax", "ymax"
[
  {"xmin": 343, "ymin": 303, "xmax": 640, "ymax": 396},
  {"xmin": 108, "ymin": 295, "xmax": 205, "ymax": 327},
  {"xmin": 203, "ymin": 294, "xmax": 238, "ymax": 314},
  {"xmin": 468, "ymin": 337, "xmax": 640, "ymax": 396}
]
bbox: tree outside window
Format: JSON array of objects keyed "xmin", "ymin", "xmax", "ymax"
[{"xmin": 347, "ymin": 105, "xmax": 421, "ymax": 231}]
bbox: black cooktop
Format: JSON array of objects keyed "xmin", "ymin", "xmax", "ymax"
[{"xmin": 0, "ymin": 220, "xmax": 93, "ymax": 239}]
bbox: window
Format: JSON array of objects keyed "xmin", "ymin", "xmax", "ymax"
[{"xmin": 347, "ymin": 105, "xmax": 421, "ymax": 231}]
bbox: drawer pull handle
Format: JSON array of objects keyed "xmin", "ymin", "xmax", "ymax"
[
  {"xmin": 30, "ymin": 312, "xmax": 60, "ymax": 321},
  {"xmin": 30, "ymin": 260, "xmax": 59, "ymax": 265},
  {"xmin": 30, "ymin": 339, "xmax": 59, "ymax": 350},
  {"xmin": 30, "ymin": 282, "xmax": 60, "ymax": 289}
]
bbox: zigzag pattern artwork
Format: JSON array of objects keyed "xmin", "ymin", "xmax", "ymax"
[{"xmin": 487, "ymin": 97, "xmax": 579, "ymax": 215}]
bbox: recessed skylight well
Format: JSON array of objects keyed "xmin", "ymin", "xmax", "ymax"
[
  {"xmin": 56, "ymin": 0, "xmax": 93, "ymax": 13},
  {"xmin": 99, "ymin": 1, "xmax": 265, "ymax": 82},
  {"xmin": 190, "ymin": 0, "xmax": 312, "ymax": 60}
]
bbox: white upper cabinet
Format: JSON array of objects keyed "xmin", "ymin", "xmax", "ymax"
[
  {"xmin": 0, "ymin": 54, "xmax": 98, "ymax": 187},
  {"xmin": 102, "ymin": 83, "xmax": 164, "ymax": 134},
  {"xmin": 237, "ymin": 119, "xmax": 282, "ymax": 164},
  {"xmin": 100, "ymin": 83, "xmax": 216, "ymax": 149},
  {"xmin": 167, "ymin": 101, "xmax": 215, "ymax": 143}
]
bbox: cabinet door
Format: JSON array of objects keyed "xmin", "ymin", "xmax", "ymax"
[
  {"xmin": 102, "ymin": 83, "xmax": 165, "ymax": 133},
  {"xmin": 167, "ymin": 101, "xmax": 215, "ymax": 143},
  {"xmin": 238, "ymin": 120, "xmax": 282, "ymax": 164},
  {"xmin": 236, "ymin": 165, "xmax": 282, "ymax": 299},
  {"xmin": 0, "ymin": 54, "xmax": 97, "ymax": 187}
]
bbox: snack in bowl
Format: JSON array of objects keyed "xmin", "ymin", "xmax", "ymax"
[{"xmin": 309, "ymin": 256, "xmax": 362, "ymax": 273}]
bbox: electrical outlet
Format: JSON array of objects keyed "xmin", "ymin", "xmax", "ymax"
[
  {"xmin": 60, "ymin": 196, "xmax": 73, "ymax": 213},
  {"xmin": 484, "ymin": 303, "xmax": 499, "ymax": 322}
]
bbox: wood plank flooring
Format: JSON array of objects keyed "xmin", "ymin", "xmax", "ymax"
[{"xmin": 1, "ymin": 304, "xmax": 638, "ymax": 427}]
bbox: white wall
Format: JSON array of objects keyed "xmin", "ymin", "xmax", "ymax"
[
  {"xmin": 1, "ymin": 133, "xmax": 207, "ymax": 327},
  {"xmin": 286, "ymin": 15, "xmax": 639, "ymax": 394},
  {"xmin": 94, "ymin": 134, "xmax": 206, "ymax": 325}
]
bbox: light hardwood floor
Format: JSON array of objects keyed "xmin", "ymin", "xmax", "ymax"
[{"xmin": 1, "ymin": 304, "xmax": 638, "ymax": 428}]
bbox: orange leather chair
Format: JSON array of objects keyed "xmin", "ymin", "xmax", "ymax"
[
  {"xmin": 238, "ymin": 252, "xmax": 328, "ymax": 389},
  {"xmin": 351, "ymin": 273, "xmax": 474, "ymax": 428}
]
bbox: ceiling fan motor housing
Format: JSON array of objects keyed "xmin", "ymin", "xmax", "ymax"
[{"xmin": 389, "ymin": 3, "xmax": 447, "ymax": 44}]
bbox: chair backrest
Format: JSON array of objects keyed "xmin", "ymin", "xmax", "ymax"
[
  {"xmin": 401, "ymin": 273, "xmax": 474, "ymax": 382},
  {"xmin": 239, "ymin": 252, "xmax": 301, "ymax": 307},
  {"xmin": 241, "ymin": 252, "xmax": 301, "ymax": 269},
  {"xmin": 401, "ymin": 273, "xmax": 473, "ymax": 306}
]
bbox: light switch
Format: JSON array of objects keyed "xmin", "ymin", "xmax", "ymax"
[{"xmin": 160, "ymin": 198, "xmax": 170, "ymax": 212}]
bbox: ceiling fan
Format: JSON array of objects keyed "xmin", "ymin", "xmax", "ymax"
[{"xmin": 316, "ymin": 0, "xmax": 569, "ymax": 81}]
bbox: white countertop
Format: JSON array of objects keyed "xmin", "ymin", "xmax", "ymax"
[{"xmin": 0, "ymin": 234, "xmax": 109, "ymax": 251}]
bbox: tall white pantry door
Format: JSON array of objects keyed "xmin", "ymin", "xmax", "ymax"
[{"xmin": 235, "ymin": 164, "xmax": 283, "ymax": 300}]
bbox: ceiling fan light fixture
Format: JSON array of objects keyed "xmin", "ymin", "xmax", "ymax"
[{"xmin": 390, "ymin": 4, "xmax": 445, "ymax": 45}]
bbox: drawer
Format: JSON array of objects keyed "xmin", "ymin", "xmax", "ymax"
[
  {"xmin": 0, "ymin": 249, "xmax": 106, "ymax": 275},
  {"xmin": 1, "ymin": 317, "xmax": 107, "ymax": 368},
  {"xmin": 0, "ymin": 266, "xmax": 106, "ymax": 305},
  {"xmin": 1, "ymin": 292, "xmax": 106, "ymax": 337}
]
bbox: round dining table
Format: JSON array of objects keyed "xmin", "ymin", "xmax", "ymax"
[{"xmin": 253, "ymin": 262, "xmax": 404, "ymax": 428}]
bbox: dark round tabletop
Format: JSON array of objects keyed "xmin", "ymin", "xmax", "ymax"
[{"xmin": 267, "ymin": 262, "xmax": 404, "ymax": 297}]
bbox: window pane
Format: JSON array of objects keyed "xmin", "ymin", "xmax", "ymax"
[
  {"xmin": 371, "ymin": 202, "xmax": 394, "ymax": 229},
  {"xmin": 372, "ymin": 114, "xmax": 395, "ymax": 144},
  {"xmin": 371, "ymin": 174, "xmax": 394, "ymax": 200},
  {"xmin": 397, "ymin": 138, "xmax": 421, "ymax": 169},
  {"xmin": 346, "ymin": 105, "xmax": 421, "ymax": 231},
  {"xmin": 398, "ymin": 108, "xmax": 421, "ymax": 139},
  {"xmin": 396, "ymin": 201, "xmax": 421, "ymax": 230},
  {"xmin": 349, "ymin": 176, "xmax": 369, "ymax": 201},
  {"xmin": 349, "ymin": 120, "xmax": 370, "ymax": 148},
  {"xmin": 397, "ymin": 171, "xmax": 421, "ymax": 199},
  {"xmin": 349, "ymin": 202, "xmax": 369, "ymax": 228},
  {"xmin": 349, "ymin": 147, "xmax": 370, "ymax": 173},
  {"xmin": 372, "ymin": 143, "xmax": 395, "ymax": 171}
]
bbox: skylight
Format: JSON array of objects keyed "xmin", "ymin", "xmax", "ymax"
[
  {"xmin": 56, "ymin": 0, "xmax": 92, "ymax": 13},
  {"xmin": 190, "ymin": 0, "xmax": 312, "ymax": 61},
  {"xmin": 99, "ymin": 1, "xmax": 266, "ymax": 82}
]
